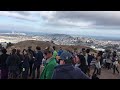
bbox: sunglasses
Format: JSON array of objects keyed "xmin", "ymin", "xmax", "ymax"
[
  {"xmin": 44, "ymin": 52, "xmax": 48, "ymax": 55},
  {"xmin": 58, "ymin": 59, "xmax": 63, "ymax": 61}
]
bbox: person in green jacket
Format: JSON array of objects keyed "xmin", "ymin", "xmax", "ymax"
[
  {"xmin": 40, "ymin": 47, "xmax": 57, "ymax": 79},
  {"xmin": 52, "ymin": 46, "xmax": 58, "ymax": 59}
]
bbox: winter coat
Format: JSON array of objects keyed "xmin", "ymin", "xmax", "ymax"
[
  {"xmin": 52, "ymin": 64, "xmax": 90, "ymax": 79},
  {"xmin": 34, "ymin": 51, "xmax": 44, "ymax": 66},
  {"xmin": 40, "ymin": 57, "xmax": 57, "ymax": 79}
]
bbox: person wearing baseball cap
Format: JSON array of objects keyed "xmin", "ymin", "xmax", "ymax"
[{"xmin": 52, "ymin": 50, "xmax": 90, "ymax": 79}]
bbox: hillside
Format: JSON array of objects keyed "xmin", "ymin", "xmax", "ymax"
[{"xmin": 7, "ymin": 40, "xmax": 95, "ymax": 54}]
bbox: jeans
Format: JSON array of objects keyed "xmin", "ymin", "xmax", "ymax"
[
  {"xmin": 1, "ymin": 68, "xmax": 8, "ymax": 79},
  {"xmin": 113, "ymin": 65, "xmax": 119, "ymax": 74},
  {"xmin": 93, "ymin": 65, "xmax": 101, "ymax": 75},
  {"xmin": 9, "ymin": 70, "xmax": 19, "ymax": 79},
  {"xmin": 106, "ymin": 63, "xmax": 111, "ymax": 70},
  {"xmin": 87, "ymin": 66, "xmax": 91, "ymax": 76},
  {"xmin": 29, "ymin": 61, "xmax": 33, "ymax": 76},
  {"xmin": 8, "ymin": 67, "xmax": 19, "ymax": 79},
  {"xmin": 79, "ymin": 65, "xmax": 88, "ymax": 74},
  {"xmin": 19, "ymin": 62, "xmax": 23, "ymax": 74},
  {"xmin": 22, "ymin": 67, "xmax": 29, "ymax": 79},
  {"xmin": 32, "ymin": 64, "xmax": 41, "ymax": 79}
]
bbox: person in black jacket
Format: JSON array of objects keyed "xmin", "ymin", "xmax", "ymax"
[
  {"xmin": 52, "ymin": 51, "xmax": 90, "ymax": 79},
  {"xmin": 77, "ymin": 48, "xmax": 88, "ymax": 74},
  {"xmin": 16, "ymin": 49, "xmax": 24, "ymax": 77},
  {"xmin": 6, "ymin": 49, "xmax": 21, "ymax": 79},
  {"xmin": 86, "ymin": 49, "xmax": 93, "ymax": 77},
  {"xmin": 27, "ymin": 46, "xmax": 35, "ymax": 77},
  {"xmin": 0, "ymin": 48, "xmax": 9, "ymax": 79},
  {"xmin": 22, "ymin": 49, "xmax": 30, "ymax": 79},
  {"xmin": 32, "ymin": 46, "xmax": 44, "ymax": 79}
]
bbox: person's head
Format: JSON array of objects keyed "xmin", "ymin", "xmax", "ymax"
[
  {"xmin": 92, "ymin": 54, "xmax": 94, "ymax": 56},
  {"xmin": 97, "ymin": 51, "xmax": 103, "ymax": 57},
  {"xmin": 44, "ymin": 47, "xmax": 54, "ymax": 59},
  {"xmin": 1, "ymin": 48, "xmax": 7, "ymax": 54},
  {"xmin": 28, "ymin": 46, "xmax": 32, "ymax": 50},
  {"xmin": 59, "ymin": 51, "xmax": 73, "ymax": 65},
  {"xmin": 23, "ymin": 49, "xmax": 28, "ymax": 55},
  {"xmin": 36, "ymin": 46, "xmax": 41, "ymax": 51},
  {"xmin": 86, "ymin": 49, "xmax": 90, "ymax": 54},
  {"xmin": 60, "ymin": 47, "xmax": 62, "ymax": 50},
  {"xmin": 82, "ymin": 48, "xmax": 86, "ymax": 55},
  {"xmin": 12, "ymin": 49, "xmax": 16, "ymax": 54},
  {"xmin": 17, "ymin": 48, "xmax": 21, "ymax": 54},
  {"xmin": 53, "ymin": 46, "xmax": 56, "ymax": 50}
]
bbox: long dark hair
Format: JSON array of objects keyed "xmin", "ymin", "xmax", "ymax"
[
  {"xmin": 1, "ymin": 48, "xmax": 7, "ymax": 54},
  {"xmin": 97, "ymin": 51, "xmax": 103, "ymax": 57},
  {"xmin": 113, "ymin": 51, "xmax": 117, "ymax": 57}
]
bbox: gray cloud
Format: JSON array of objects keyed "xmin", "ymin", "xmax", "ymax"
[
  {"xmin": 1, "ymin": 11, "xmax": 120, "ymax": 29},
  {"xmin": 0, "ymin": 11, "xmax": 37, "ymax": 22},
  {"xmin": 40, "ymin": 11, "xmax": 120, "ymax": 28},
  {"xmin": 55, "ymin": 11, "xmax": 120, "ymax": 26},
  {"xmin": 9, "ymin": 11, "xmax": 31, "ymax": 16}
]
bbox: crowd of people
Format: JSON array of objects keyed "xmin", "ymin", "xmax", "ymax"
[{"xmin": 0, "ymin": 45, "xmax": 119, "ymax": 79}]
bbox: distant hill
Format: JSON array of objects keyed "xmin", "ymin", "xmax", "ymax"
[
  {"xmin": 41, "ymin": 33, "xmax": 74, "ymax": 41},
  {"xmin": 7, "ymin": 40, "xmax": 95, "ymax": 54},
  {"xmin": 7, "ymin": 40, "xmax": 55, "ymax": 52}
]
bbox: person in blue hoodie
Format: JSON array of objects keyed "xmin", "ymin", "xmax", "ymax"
[
  {"xmin": 52, "ymin": 51, "xmax": 90, "ymax": 79},
  {"xmin": 58, "ymin": 47, "xmax": 63, "ymax": 56}
]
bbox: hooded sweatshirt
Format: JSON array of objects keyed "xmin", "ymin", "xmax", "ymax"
[{"xmin": 52, "ymin": 64, "xmax": 90, "ymax": 79}]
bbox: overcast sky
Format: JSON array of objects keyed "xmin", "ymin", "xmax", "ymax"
[{"xmin": 0, "ymin": 11, "xmax": 120, "ymax": 37}]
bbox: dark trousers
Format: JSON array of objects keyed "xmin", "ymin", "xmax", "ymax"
[
  {"xmin": 106, "ymin": 63, "xmax": 111, "ymax": 70},
  {"xmin": 32, "ymin": 64, "xmax": 40, "ymax": 79},
  {"xmin": 93, "ymin": 66, "xmax": 101, "ymax": 75},
  {"xmin": 9, "ymin": 70, "xmax": 19, "ymax": 79},
  {"xmin": 19, "ymin": 62, "xmax": 23, "ymax": 74},
  {"xmin": 1, "ymin": 68, "xmax": 8, "ymax": 79},
  {"xmin": 29, "ymin": 61, "xmax": 33, "ymax": 76},
  {"xmin": 22, "ymin": 68, "xmax": 29, "ymax": 79},
  {"xmin": 80, "ymin": 65, "xmax": 87, "ymax": 74},
  {"xmin": 87, "ymin": 65, "xmax": 91, "ymax": 76},
  {"xmin": 113, "ymin": 65, "xmax": 119, "ymax": 74}
]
